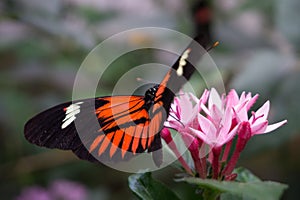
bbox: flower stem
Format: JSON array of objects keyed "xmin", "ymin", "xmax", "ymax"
[
  {"xmin": 188, "ymin": 139, "xmax": 206, "ymax": 178},
  {"xmin": 221, "ymin": 139, "xmax": 232, "ymax": 162},
  {"xmin": 212, "ymin": 147, "xmax": 222, "ymax": 179},
  {"xmin": 222, "ymin": 149, "xmax": 240, "ymax": 176},
  {"xmin": 222, "ymin": 122, "xmax": 251, "ymax": 176},
  {"xmin": 161, "ymin": 128, "xmax": 193, "ymax": 175},
  {"xmin": 199, "ymin": 141, "xmax": 208, "ymax": 178}
]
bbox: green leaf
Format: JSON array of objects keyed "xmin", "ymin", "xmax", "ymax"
[
  {"xmin": 233, "ymin": 167, "xmax": 261, "ymax": 182},
  {"xmin": 220, "ymin": 193, "xmax": 245, "ymax": 200},
  {"xmin": 128, "ymin": 172, "xmax": 181, "ymax": 200},
  {"xmin": 179, "ymin": 176, "xmax": 288, "ymax": 200}
]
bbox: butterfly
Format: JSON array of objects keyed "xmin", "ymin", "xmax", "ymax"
[{"xmin": 24, "ymin": 37, "xmax": 212, "ymax": 167}]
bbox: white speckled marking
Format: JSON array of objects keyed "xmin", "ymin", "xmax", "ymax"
[
  {"xmin": 177, "ymin": 48, "xmax": 191, "ymax": 76},
  {"xmin": 61, "ymin": 102, "xmax": 83, "ymax": 129}
]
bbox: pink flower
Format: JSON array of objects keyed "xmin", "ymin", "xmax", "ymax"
[
  {"xmin": 162, "ymin": 88, "xmax": 287, "ymax": 179},
  {"xmin": 190, "ymin": 88, "xmax": 239, "ymax": 148},
  {"xmin": 234, "ymin": 100, "xmax": 287, "ymax": 136},
  {"xmin": 165, "ymin": 90, "xmax": 209, "ymax": 132},
  {"xmin": 163, "ymin": 90, "xmax": 209, "ymax": 177}
]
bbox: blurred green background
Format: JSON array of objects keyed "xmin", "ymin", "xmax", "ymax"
[{"xmin": 1, "ymin": 0, "xmax": 299, "ymax": 199}]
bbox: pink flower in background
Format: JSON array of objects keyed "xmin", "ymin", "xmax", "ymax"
[
  {"xmin": 162, "ymin": 88, "xmax": 287, "ymax": 179},
  {"xmin": 49, "ymin": 179, "xmax": 88, "ymax": 200},
  {"xmin": 16, "ymin": 187, "xmax": 51, "ymax": 200},
  {"xmin": 15, "ymin": 180, "xmax": 88, "ymax": 200}
]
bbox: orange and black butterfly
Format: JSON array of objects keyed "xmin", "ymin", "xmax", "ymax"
[{"xmin": 24, "ymin": 36, "xmax": 212, "ymax": 167}]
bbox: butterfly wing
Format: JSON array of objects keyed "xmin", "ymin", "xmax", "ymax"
[{"xmin": 24, "ymin": 96, "xmax": 162, "ymax": 163}]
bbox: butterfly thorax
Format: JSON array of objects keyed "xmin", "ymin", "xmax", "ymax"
[{"xmin": 143, "ymin": 85, "xmax": 159, "ymax": 110}]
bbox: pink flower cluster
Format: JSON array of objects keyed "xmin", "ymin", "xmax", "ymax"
[{"xmin": 162, "ymin": 88, "xmax": 287, "ymax": 180}]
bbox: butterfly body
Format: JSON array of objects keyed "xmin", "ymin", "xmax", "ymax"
[{"xmin": 143, "ymin": 85, "xmax": 159, "ymax": 110}]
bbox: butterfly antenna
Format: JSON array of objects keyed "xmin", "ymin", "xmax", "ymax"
[{"xmin": 206, "ymin": 41, "xmax": 219, "ymax": 52}]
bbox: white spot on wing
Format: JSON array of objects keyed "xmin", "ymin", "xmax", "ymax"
[
  {"xmin": 61, "ymin": 102, "xmax": 83, "ymax": 129},
  {"xmin": 177, "ymin": 48, "xmax": 191, "ymax": 76}
]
